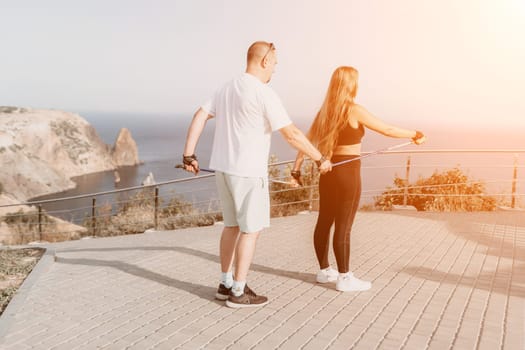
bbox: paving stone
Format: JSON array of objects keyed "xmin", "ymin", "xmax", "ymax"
[{"xmin": 0, "ymin": 211, "xmax": 523, "ymax": 350}]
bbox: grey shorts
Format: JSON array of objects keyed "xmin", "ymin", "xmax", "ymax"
[{"xmin": 215, "ymin": 171, "xmax": 270, "ymax": 233}]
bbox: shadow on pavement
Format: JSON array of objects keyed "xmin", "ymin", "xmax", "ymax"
[
  {"xmin": 388, "ymin": 211, "xmax": 525, "ymax": 298},
  {"xmin": 55, "ymin": 246, "xmax": 319, "ymax": 300}
]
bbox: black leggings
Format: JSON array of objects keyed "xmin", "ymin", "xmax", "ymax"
[{"xmin": 314, "ymin": 155, "xmax": 361, "ymax": 273}]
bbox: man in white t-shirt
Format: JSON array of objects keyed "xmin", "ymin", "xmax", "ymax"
[{"xmin": 182, "ymin": 41, "xmax": 331, "ymax": 308}]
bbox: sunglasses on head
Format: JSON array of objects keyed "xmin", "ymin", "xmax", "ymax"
[{"xmin": 262, "ymin": 43, "xmax": 275, "ymax": 61}]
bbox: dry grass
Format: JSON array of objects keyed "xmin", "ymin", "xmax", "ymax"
[{"xmin": 0, "ymin": 248, "xmax": 44, "ymax": 315}]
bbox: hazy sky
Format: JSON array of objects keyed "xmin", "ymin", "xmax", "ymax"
[{"xmin": 1, "ymin": 0, "xmax": 524, "ymax": 128}]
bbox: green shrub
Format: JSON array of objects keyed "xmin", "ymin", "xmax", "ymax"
[
  {"xmin": 374, "ymin": 167, "xmax": 497, "ymax": 211},
  {"xmin": 82, "ymin": 189, "xmax": 222, "ymax": 237},
  {"xmin": 1, "ymin": 209, "xmax": 57, "ymax": 244},
  {"xmin": 0, "ymin": 106, "xmax": 28, "ymax": 114},
  {"xmin": 268, "ymin": 155, "xmax": 319, "ymax": 217},
  {"xmin": 159, "ymin": 194, "xmax": 222, "ymax": 230}
]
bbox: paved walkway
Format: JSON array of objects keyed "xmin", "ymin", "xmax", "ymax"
[{"xmin": 0, "ymin": 211, "xmax": 523, "ymax": 349}]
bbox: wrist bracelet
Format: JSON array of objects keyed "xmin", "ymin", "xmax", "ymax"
[
  {"xmin": 413, "ymin": 130, "xmax": 423, "ymax": 140},
  {"xmin": 183, "ymin": 154, "xmax": 197, "ymax": 165}
]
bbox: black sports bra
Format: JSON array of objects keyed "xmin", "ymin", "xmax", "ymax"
[{"xmin": 336, "ymin": 122, "xmax": 365, "ymax": 146}]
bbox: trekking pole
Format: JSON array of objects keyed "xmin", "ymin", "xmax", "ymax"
[
  {"xmin": 174, "ymin": 164, "xmax": 215, "ymax": 173},
  {"xmin": 331, "ymin": 141, "xmax": 414, "ymax": 167},
  {"xmin": 175, "ymin": 164, "xmax": 296, "ymax": 185}
]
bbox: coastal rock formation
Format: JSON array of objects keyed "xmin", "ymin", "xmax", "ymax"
[
  {"xmin": 142, "ymin": 172, "xmax": 156, "ymax": 186},
  {"xmin": 0, "ymin": 107, "xmax": 140, "ymax": 203},
  {"xmin": 112, "ymin": 128, "xmax": 140, "ymax": 167}
]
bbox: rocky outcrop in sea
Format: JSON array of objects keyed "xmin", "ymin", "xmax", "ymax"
[
  {"xmin": 112, "ymin": 127, "xmax": 140, "ymax": 167},
  {"xmin": 0, "ymin": 107, "xmax": 141, "ymax": 203}
]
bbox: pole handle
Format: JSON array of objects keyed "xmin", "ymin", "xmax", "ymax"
[{"xmin": 174, "ymin": 164, "xmax": 215, "ymax": 173}]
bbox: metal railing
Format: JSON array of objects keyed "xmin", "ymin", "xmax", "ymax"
[
  {"xmin": 360, "ymin": 149, "xmax": 524, "ymax": 207},
  {"xmin": 0, "ymin": 149, "xmax": 524, "ymax": 245}
]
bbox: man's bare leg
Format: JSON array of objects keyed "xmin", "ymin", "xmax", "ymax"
[
  {"xmin": 234, "ymin": 231, "xmax": 260, "ymax": 283},
  {"xmin": 220, "ymin": 226, "xmax": 240, "ymax": 273}
]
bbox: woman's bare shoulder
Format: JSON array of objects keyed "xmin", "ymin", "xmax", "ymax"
[
  {"xmin": 351, "ymin": 103, "xmax": 368, "ymax": 114},
  {"xmin": 350, "ymin": 103, "xmax": 371, "ymax": 121}
]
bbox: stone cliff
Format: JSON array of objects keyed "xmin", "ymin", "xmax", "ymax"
[{"xmin": 0, "ymin": 107, "xmax": 140, "ymax": 203}]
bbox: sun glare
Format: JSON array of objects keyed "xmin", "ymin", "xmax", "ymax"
[{"xmin": 511, "ymin": 0, "xmax": 525, "ymax": 13}]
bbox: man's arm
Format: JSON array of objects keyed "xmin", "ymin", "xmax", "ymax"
[
  {"xmin": 279, "ymin": 124, "xmax": 331, "ymax": 173},
  {"xmin": 182, "ymin": 107, "xmax": 214, "ymax": 174}
]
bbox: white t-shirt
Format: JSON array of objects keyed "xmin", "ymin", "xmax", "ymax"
[{"xmin": 202, "ymin": 73, "xmax": 292, "ymax": 177}]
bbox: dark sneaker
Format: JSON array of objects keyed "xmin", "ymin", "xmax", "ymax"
[
  {"xmin": 225, "ymin": 285, "xmax": 268, "ymax": 308},
  {"xmin": 215, "ymin": 283, "xmax": 231, "ymax": 301}
]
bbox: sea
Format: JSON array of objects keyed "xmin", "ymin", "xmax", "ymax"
[{"xmin": 32, "ymin": 111, "xmax": 525, "ymax": 221}]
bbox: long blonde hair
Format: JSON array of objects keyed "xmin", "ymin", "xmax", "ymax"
[{"xmin": 308, "ymin": 66, "xmax": 359, "ymax": 157}]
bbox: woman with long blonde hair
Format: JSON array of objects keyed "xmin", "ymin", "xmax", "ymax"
[{"xmin": 292, "ymin": 66, "xmax": 426, "ymax": 292}]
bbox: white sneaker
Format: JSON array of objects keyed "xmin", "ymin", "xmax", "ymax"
[
  {"xmin": 316, "ymin": 267, "xmax": 339, "ymax": 283},
  {"xmin": 336, "ymin": 272, "xmax": 371, "ymax": 292}
]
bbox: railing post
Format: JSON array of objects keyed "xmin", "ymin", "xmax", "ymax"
[
  {"xmin": 38, "ymin": 205, "xmax": 42, "ymax": 242},
  {"xmin": 403, "ymin": 156, "xmax": 411, "ymax": 206},
  {"xmin": 454, "ymin": 183, "xmax": 459, "ymax": 210},
  {"xmin": 511, "ymin": 154, "xmax": 518, "ymax": 209},
  {"xmin": 154, "ymin": 187, "xmax": 159, "ymax": 230},
  {"xmin": 92, "ymin": 197, "xmax": 96, "ymax": 236}
]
